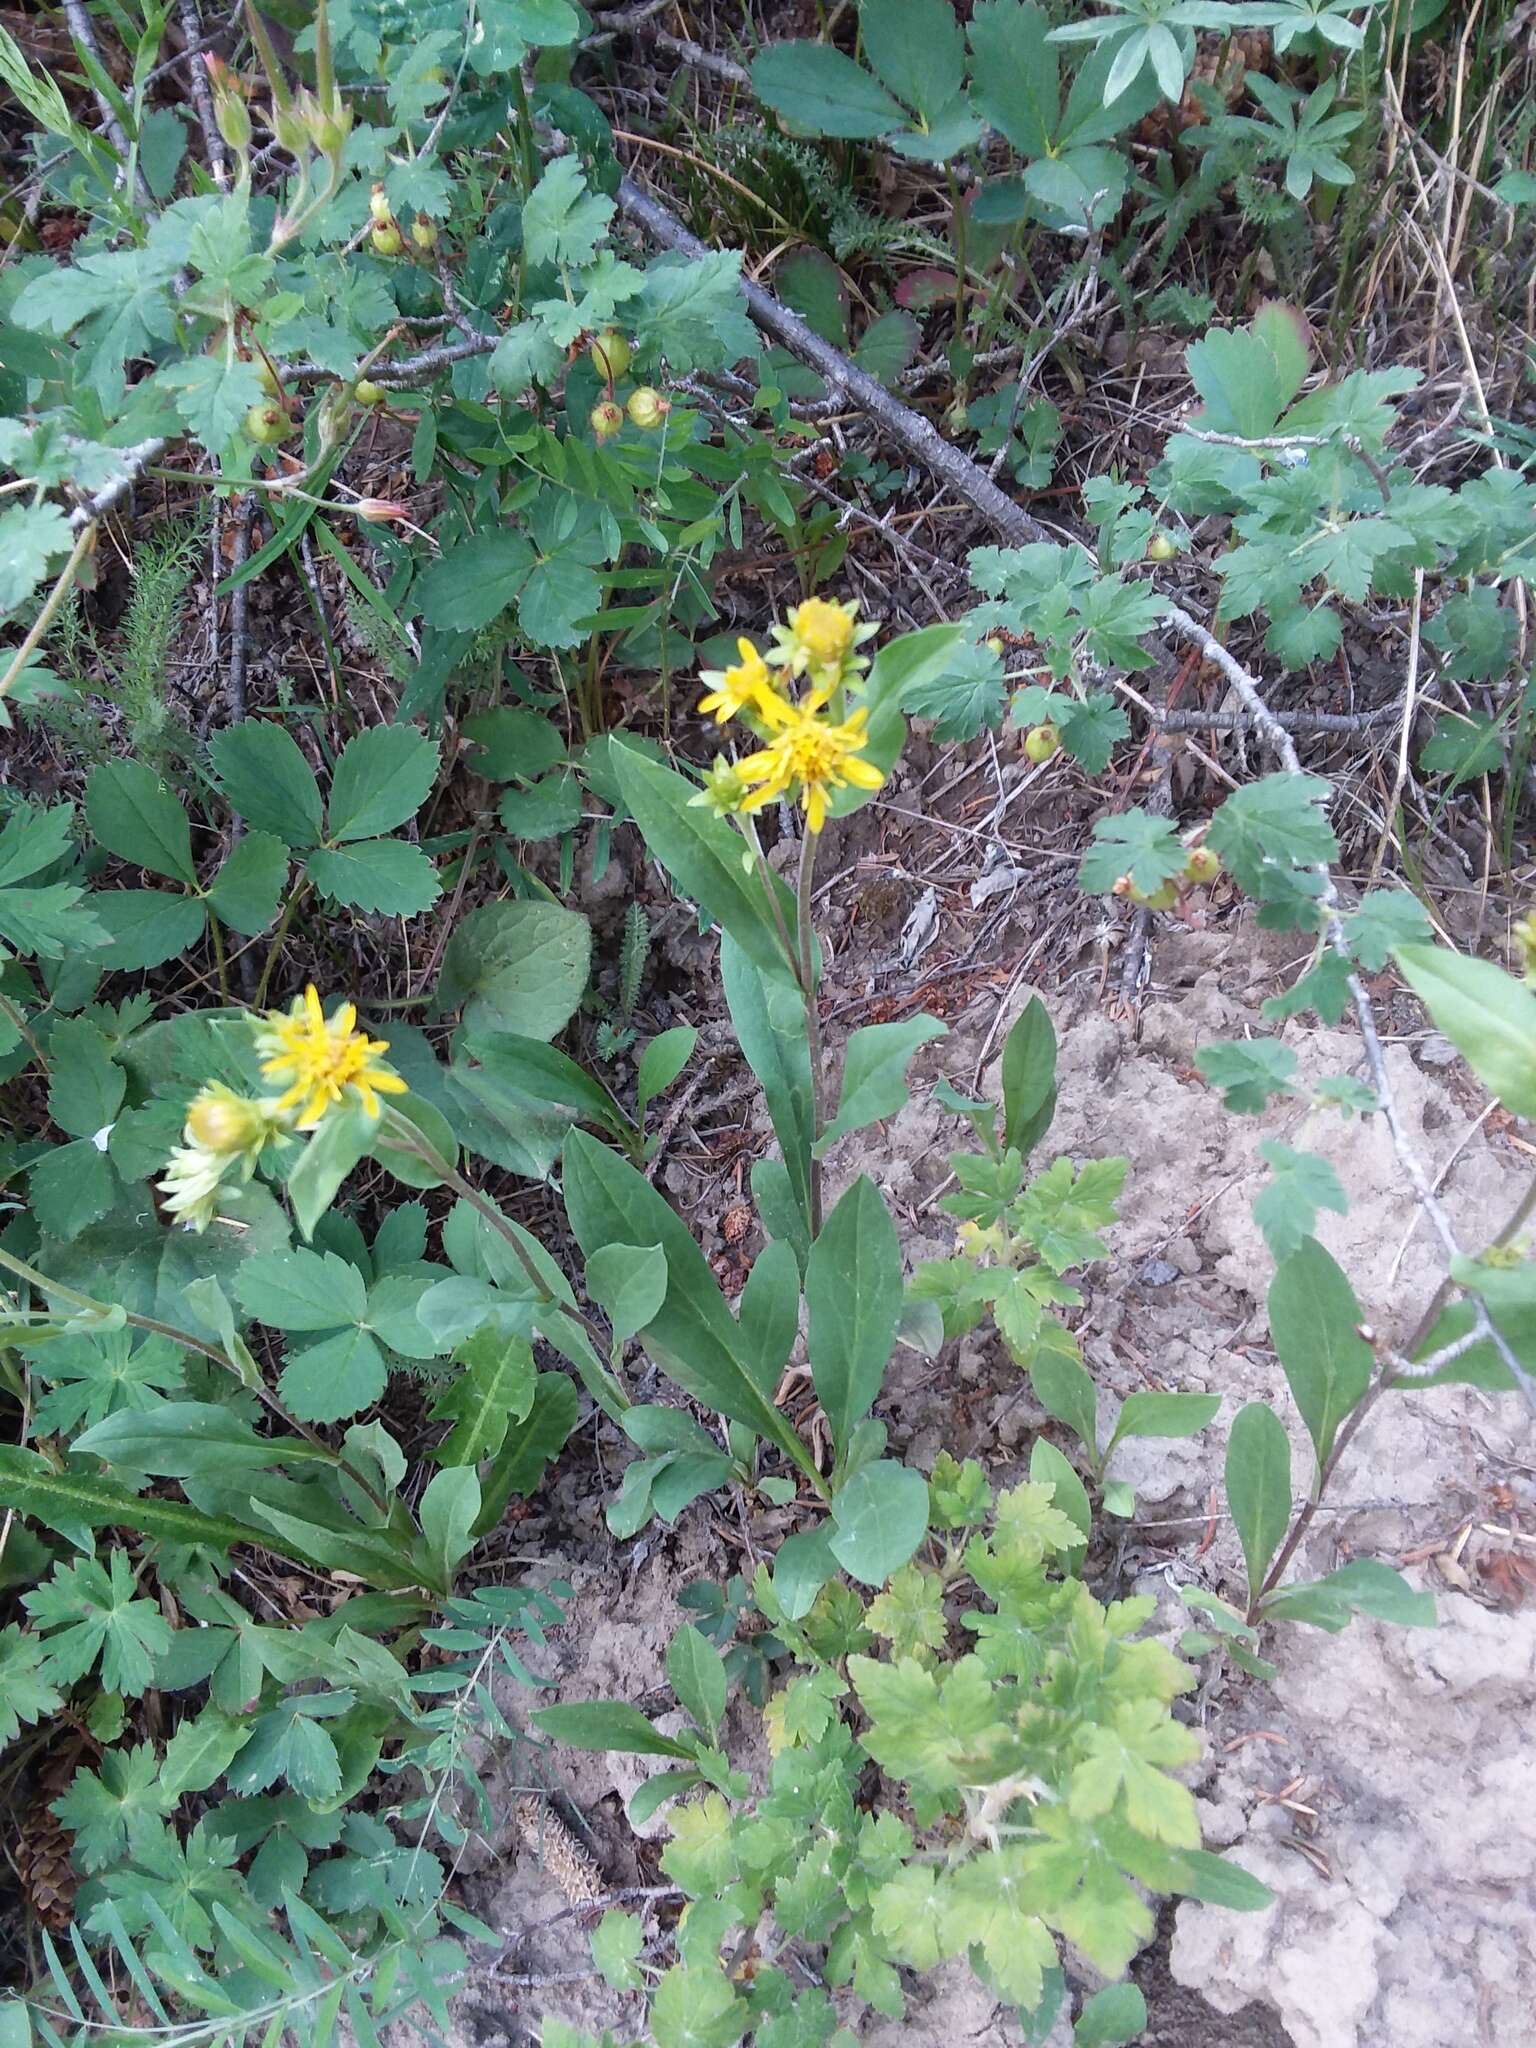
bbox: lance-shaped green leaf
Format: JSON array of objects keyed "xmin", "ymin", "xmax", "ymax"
[
  {"xmin": 807, "ymin": 1176, "xmax": 902, "ymax": 1459},
  {"xmin": 817, "ymin": 1015, "xmax": 948, "ymax": 1154},
  {"xmin": 0, "ymin": 1445, "xmax": 306, "ymax": 1559},
  {"xmin": 1225, "ymin": 1400, "xmax": 1293, "ymax": 1602},
  {"xmin": 1267, "ymin": 1237, "xmax": 1373, "ymax": 1470},
  {"xmin": 722, "ymin": 936, "xmax": 814, "ymax": 1236},
  {"xmin": 1396, "ymin": 942, "xmax": 1536, "ymax": 1119},
  {"xmin": 562, "ymin": 1133, "xmax": 817, "ymax": 1481}
]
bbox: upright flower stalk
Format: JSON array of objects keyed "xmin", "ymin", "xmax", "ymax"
[{"xmin": 693, "ymin": 598, "xmax": 885, "ymax": 1235}]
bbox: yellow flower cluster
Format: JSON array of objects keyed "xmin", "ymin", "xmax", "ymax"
[
  {"xmin": 156, "ymin": 987, "xmax": 406, "ymax": 1231},
  {"xmin": 695, "ymin": 599, "xmax": 884, "ymax": 834}
]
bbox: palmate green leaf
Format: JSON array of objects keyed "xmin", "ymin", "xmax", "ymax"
[
  {"xmin": 1079, "ymin": 809, "xmax": 1186, "ymax": 895},
  {"xmin": 650, "ymin": 1963, "xmax": 744, "ymax": 2048},
  {"xmin": 1252, "ymin": 1140, "xmax": 1348, "ymax": 1262},
  {"xmin": 1341, "ymin": 890, "xmax": 1430, "ymax": 972},
  {"xmin": 1068, "ymin": 1696, "xmax": 1201, "ymax": 1847},
  {"xmin": 590, "ymin": 1910, "xmax": 645, "ymax": 1993},
  {"xmin": 633, "ymin": 251, "xmax": 759, "ymax": 374},
  {"xmin": 306, "ymin": 839, "xmax": 441, "ymax": 917},
  {"xmin": 0, "ymin": 1624, "xmax": 64, "ymax": 1744},
  {"xmin": 49, "ymin": 1744, "xmax": 172, "ymax": 1871},
  {"xmin": 522, "ymin": 155, "xmax": 614, "ymax": 268},
  {"xmin": 0, "ymin": 501, "xmax": 74, "ymax": 616},
  {"xmin": 850, "ymin": 1650, "xmax": 996, "ymax": 1801},
  {"xmin": 30, "ymin": 1328, "xmax": 183, "ymax": 1436},
  {"xmin": 1208, "ymin": 772, "xmax": 1337, "ymax": 895},
  {"xmin": 1194, "ymin": 1038, "xmax": 1299, "ymax": 1114},
  {"xmin": 325, "ymin": 727, "xmax": 439, "ymax": 842},
  {"xmin": 227, "ymin": 1695, "xmax": 347, "ymax": 1803},
  {"xmin": 429, "ymin": 1327, "xmax": 535, "ymax": 1465},
  {"xmin": 24, "ymin": 1551, "xmax": 173, "ymax": 1696},
  {"xmin": 85, "ymin": 759, "xmax": 196, "ymax": 884},
  {"xmin": 209, "ymin": 721, "xmax": 324, "ymax": 848},
  {"xmin": 155, "ymin": 352, "xmax": 266, "ymax": 452}
]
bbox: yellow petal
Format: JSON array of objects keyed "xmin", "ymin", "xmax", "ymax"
[
  {"xmin": 842, "ymin": 757, "xmax": 885, "ymax": 790},
  {"xmin": 805, "ymin": 784, "xmax": 827, "ymax": 832}
]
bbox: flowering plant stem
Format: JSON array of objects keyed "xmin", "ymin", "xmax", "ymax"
[{"xmin": 795, "ymin": 829, "xmax": 826, "ymax": 1238}]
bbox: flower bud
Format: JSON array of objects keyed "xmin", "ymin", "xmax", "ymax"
[
  {"xmin": 272, "ymin": 103, "xmax": 308, "ymax": 155},
  {"xmin": 589, "ymin": 400, "xmax": 623, "ymax": 442},
  {"xmin": 369, "ymin": 184, "xmax": 393, "ymax": 224},
  {"xmin": 370, "ymin": 222, "xmax": 403, "ymax": 257},
  {"xmin": 355, "ymin": 497, "xmax": 408, "ymax": 523},
  {"xmin": 185, "ymin": 1087, "xmax": 268, "ymax": 1154},
  {"xmin": 208, "ymin": 69, "xmax": 252, "ymax": 154},
  {"xmin": 626, "ymin": 385, "xmax": 669, "ymax": 430},
  {"xmin": 410, "ymin": 218, "xmax": 439, "ymax": 251},
  {"xmin": 1181, "ymin": 845, "xmax": 1221, "ymax": 887},
  {"xmin": 1513, "ymin": 912, "xmax": 1536, "ymax": 983}
]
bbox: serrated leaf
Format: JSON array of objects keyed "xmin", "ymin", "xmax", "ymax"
[
  {"xmin": 0, "ymin": 501, "xmax": 74, "ymax": 616},
  {"xmin": 522, "ymin": 156, "xmax": 613, "ymax": 269},
  {"xmin": 277, "ymin": 1327, "xmax": 388, "ymax": 1424},
  {"xmin": 414, "ymin": 530, "xmax": 534, "ymax": 632},
  {"xmin": 429, "ymin": 1328, "xmax": 535, "ymax": 1465},
  {"xmin": 750, "ymin": 41, "xmax": 904, "ymax": 138},
  {"xmin": 156, "ymin": 352, "xmax": 266, "ymax": 451},
  {"xmin": 85, "ymin": 760, "xmax": 195, "ymax": 883},
  {"xmin": 633, "ymin": 251, "xmax": 759, "ymax": 373},
  {"xmin": 210, "ymin": 722, "xmax": 323, "ymax": 848},
  {"xmin": 206, "ymin": 831, "xmax": 288, "ymax": 935},
  {"xmin": 1208, "ymin": 773, "xmax": 1337, "ymax": 895},
  {"xmin": 238, "ymin": 1247, "xmax": 367, "ymax": 1331},
  {"xmin": 1194, "ymin": 1038, "xmax": 1299, "ymax": 1114},
  {"xmin": 88, "ymin": 889, "xmax": 205, "ymax": 970},
  {"xmin": 325, "ymin": 727, "xmax": 439, "ymax": 842},
  {"xmin": 307, "ymin": 839, "xmax": 441, "ymax": 916},
  {"xmin": 1252, "ymin": 1141, "xmax": 1348, "ymax": 1262},
  {"xmin": 1080, "ymin": 809, "xmax": 1186, "ymax": 895}
]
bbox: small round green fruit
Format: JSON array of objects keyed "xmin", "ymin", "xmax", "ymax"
[
  {"xmin": 626, "ymin": 386, "xmax": 668, "ymax": 429},
  {"xmin": 353, "ymin": 379, "xmax": 387, "ymax": 407},
  {"xmin": 411, "ymin": 218, "xmax": 438, "ymax": 251},
  {"xmin": 1181, "ymin": 845, "xmax": 1221, "ymax": 887},
  {"xmin": 1146, "ymin": 530, "xmax": 1179, "ymax": 563},
  {"xmin": 244, "ymin": 402, "xmax": 291, "ymax": 445},
  {"xmin": 1023, "ymin": 722, "xmax": 1061, "ymax": 765},
  {"xmin": 589, "ymin": 328, "xmax": 632, "ymax": 380},
  {"xmin": 370, "ymin": 222, "xmax": 403, "ymax": 257},
  {"xmin": 589, "ymin": 400, "xmax": 624, "ymax": 442}
]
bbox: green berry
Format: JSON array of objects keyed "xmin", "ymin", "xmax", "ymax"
[
  {"xmin": 589, "ymin": 400, "xmax": 624, "ymax": 442},
  {"xmin": 1024, "ymin": 722, "xmax": 1061, "ymax": 765},
  {"xmin": 244, "ymin": 402, "xmax": 290, "ymax": 445},
  {"xmin": 589, "ymin": 328, "xmax": 632, "ymax": 380}
]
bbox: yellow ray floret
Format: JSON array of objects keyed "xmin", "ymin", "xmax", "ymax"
[
  {"xmin": 736, "ymin": 703, "xmax": 885, "ymax": 833},
  {"xmin": 255, "ymin": 985, "xmax": 407, "ymax": 1128},
  {"xmin": 698, "ymin": 639, "xmax": 793, "ymax": 727},
  {"xmin": 768, "ymin": 597, "xmax": 877, "ymax": 688}
]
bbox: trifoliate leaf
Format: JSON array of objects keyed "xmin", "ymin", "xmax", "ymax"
[
  {"xmin": 206, "ymin": 831, "xmax": 289, "ymax": 935},
  {"xmin": 277, "ymin": 1327, "xmax": 388, "ymax": 1425}
]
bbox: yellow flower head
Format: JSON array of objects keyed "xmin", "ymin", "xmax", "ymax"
[
  {"xmin": 698, "ymin": 639, "xmax": 793, "ymax": 728},
  {"xmin": 736, "ymin": 702, "xmax": 885, "ymax": 833},
  {"xmin": 254, "ymin": 986, "xmax": 407, "ymax": 1129},
  {"xmin": 769, "ymin": 597, "xmax": 876, "ymax": 690},
  {"xmin": 184, "ymin": 1084, "xmax": 281, "ymax": 1156},
  {"xmin": 1514, "ymin": 912, "xmax": 1536, "ymax": 985}
]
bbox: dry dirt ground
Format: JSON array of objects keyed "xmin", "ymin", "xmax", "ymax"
[{"xmin": 445, "ymin": 917, "xmax": 1536, "ymax": 2048}]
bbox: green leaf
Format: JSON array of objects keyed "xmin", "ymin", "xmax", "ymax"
[
  {"xmin": 461, "ymin": 707, "xmax": 567, "ymax": 781},
  {"xmin": 828, "ymin": 1461, "xmax": 930, "ymax": 1587},
  {"xmin": 1268, "ymin": 1238, "xmax": 1373, "ymax": 1469},
  {"xmin": 278, "ymin": 1327, "xmax": 389, "ymax": 1425},
  {"xmin": 157, "ymin": 352, "xmax": 265, "ymax": 451},
  {"xmin": 499, "ymin": 772, "xmax": 583, "ymax": 841},
  {"xmin": 1253, "ymin": 1141, "xmax": 1348, "ymax": 1262},
  {"xmin": 1001, "ymin": 996, "xmax": 1057, "ymax": 1156},
  {"xmin": 1074, "ymin": 1983, "xmax": 1147, "ymax": 2048},
  {"xmin": 286, "ymin": 1103, "xmax": 373, "ymax": 1242},
  {"xmin": 475, "ymin": 1371, "xmax": 580, "ymax": 1533},
  {"xmin": 1184, "ymin": 303, "xmax": 1311, "ymax": 440},
  {"xmin": 816, "ymin": 1015, "xmax": 948, "ymax": 1154},
  {"xmin": 1195, "ymin": 1038, "xmax": 1299, "ymax": 1114},
  {"xmin": 0, "ymin": 1445, "xmax": 302, "ymax": 1558},
  {"xmin": 752, "ymin": 41, "xmax": 903, "ymax": 137},
  {"xmin": 29, "ymin": 1140, "xmax": 114, "ymax": 1240},
  {"xmin": 25, "ymin": 1550, "xmax": 172, "ymax": 1695},
  {"xmin": 1341, "ymin": 890, "xmax": 1431, "ymax": 973},
  {"xmin": 0, "ymin": 502, "xmax": 74, "ymax": 617},
  {"xmin": 1422, "ymin": 586, "xmax": 1517, "ymax": 684},
  {"xmin": 633, "ymin": 248, "xmax": 759, "ymax": 375},
  {"xmin": 587, "ymin": 1243, "xmax": 668, "ymax": 1343},
  {"xmin": 85, "ymin": 760, "xmax": 195, "ymax": 883},
  {"xmin": 415, "ymin": 530, "xmax": 534, "ymax": 632},
  {"xmin": 1262, "ymin": 1558, "xmax": 1434, "ymax": 1631},
  {"xmin": 89, "ymin": 889, "xmax": 205, "ymax": 971},
  {"xmin": 159, "ymin": 1705, "xmax": 251, "ymax": 1800},
  {"xmin": 210, "ymin": 722, "xmax": 323, "ymax": 848},
  {"xmin": 967, "ymin": 0, "xmax": 1058, "ymax": 158},
  {"xmin": 437, "ymin": 900, "xmax": 592, "ymax": 1039},
  {"xmin": 666, "ymin": 1622, "xmax": 726, "ymax": 1740},
  {"xmin": 1107, "ymin": 1391, "xmax": 1219, "ymax": 1454},
  {"xmin": 1079, "ymin": 809, "xmax": 1187, "ymax": 895},
  {"xmin": 1395, "ymin": 942, "xmax": 1536, "ymax": 1119},
  {"xmin": 650, "ymin": 1963, "xmax": 744, "ymax": 2048},
  {"xmin": 47, "ymin": 1016, "xmax": 125, "ymax": 1136},
  {"xmin": 325, "ymin": 726, "xmax": 438, "ymax": 842},
  {"xmin": 522, "ymin": 155, "xmax": 614, "ymax": 268},
  {"xmin": 807, "ymin": 1176, "xmax": 902, "ymax": 1459},
  {"xmin": 610, "ymin": 740, "xmax": 793, "ymax": 983},
  {"xmin": 737, "ymin": 1238, "xmax": 801, "ymax": 1388},
  {"xmin": 1225, "ymin": 1401, "xmax": 1292, "ymax": 1603},
  {"xmin": 722, "ymin": 939, "xmax": 815, "ymax": 1236},
  {"xmin": 430, "ymin": 1327, "xmax": 536, "ymax": 1465},
  {"xmin": 417, "ymin": 1465, "xmax": 481, "ymax": 1589},
  {"xmin": 0, "ymin": 1624, "xmax": 64, "ymax": 1745},
  {"xmin": 533, "ymin": 1699, "xmax": 696, "ymax": 1758},
  {"xmin": 591, "ymin": 1910, "xmax": 645, "ymax": 1992},
  {"xmin": 307, "ymin": 838, "xmax": 441, "ymax": 917},
  {"xmin": 1029, "ymin": 1345, "xmax": 1100, "ymax": 1463},
  {"xmin": 206, "ymin": 831, "xmax": 288, "ymax": 935},
  {"xmin": 49, "ymin": 1745, "xmax": 171, "ymax": 1871},
  {"xmin": 1208, "ymin": 773, "xmax": 1337, "ymax": 895},
  {"xmin": 238, "ymin": 1247, "xmax": 367, "ymax": 1330},
  {"xmin": 637, "ymin": 1025, "xmax": 698, "ymax": 1121},
  {"xmin": 562, "ymin": 1134, "xmax": 815, "ymax": 1478},
  {"xmin": 1027, "ymin": 1438, "xmax": 1089, "ymax": 1548}
]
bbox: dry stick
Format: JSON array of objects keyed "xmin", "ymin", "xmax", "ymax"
[
  {"xmin": 59, "ymin": 0, "xmax": 154, "ymax": 208},
  {"xmin": 225, "ymin": 494, "xmax": 258, "ymax": 720},
  {"xmin": 1367, "ymin": 565, "xmax": 1424, "ymax": 884},
  {"xmin": 177, "ymin": 0, "xmax": 229, "ymax": 187}
]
